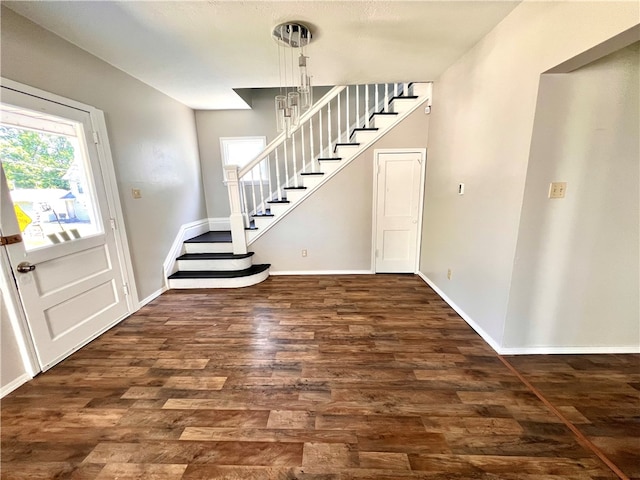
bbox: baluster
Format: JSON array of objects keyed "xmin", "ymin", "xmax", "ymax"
[
  {"xmin": 327, "ymin": 100, "xmax": 332, "ymax": 154},
  {"xmin": 356, "ymin": 85, "xmax": 360, "ymax": 127},
  {"xmin": 404, "ymin": 82, "xmax": 409, "ymax": 96},
  {"xmin": 283, "ymin": 137, "xmax": 289, "ymax": 188},
  {"xmin": 267, "ymin": 155, "xmax": 273, "ymax": 206},
  {"xmin": 375, "ymin": 84, "xmax": 379, "ymax": 112},
  {"xmin": 394, "ymin": 83, "xmax": 399, "ymax": 97},
  {"xmin": 365, "ymin": 84, "xmax": 370, "ymax": 128},
  {"xmin": 292, "ymin": 131, "xmax": 298, "ymax": 187},
  {"xmin": 301, "ymin": 123, "xmax": 306, "ymax": 173},
  {"xmin": 346, "ymin": 87, "xmax": 350, "ymax": 140},
  {"xmin": 250, "ymin": 165, "xmax": 257, "ymax": 217},
  {"xmin": 310, "ymin": 115, "xmax": 315, "ymax": 173},
  {"xmin": 258, "ymin": 157, "xmax": 265, "ymax": 214},
  {"xmin": 241, "ymin": 176, "xmax": 249, "ymax": 221},
  {"xmin": 337, "ymin": 92, "xmax": 342, "ymax": 143},
  {"xmin": 319, "ymin": 109, "xmax": 324, "ymax": 158},
  {"xmin": 275, "ymin": 148, "xmax": 282, "ymax": 200},
  {"xmin": 385, "ymin": 84, "xmax": 389, "ymax": 112}
]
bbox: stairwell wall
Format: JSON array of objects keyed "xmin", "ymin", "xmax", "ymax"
[
  {"xmin": 250, "ymin": 106, "xmax": 429, "ymax": 272},
  {"xmin": 419, "ymin": 1, "xmax": 638, "ymax": 350}
]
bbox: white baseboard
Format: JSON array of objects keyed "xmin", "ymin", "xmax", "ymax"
[
  {"xmin": 209, "ymin": 217, "xmax": 230, "ymax": 231},
  {"xmin": 138, "ymin": 286, "xmax": 167, "ymax": 308},
  {"xmin": 499, "ymin": 345, "xmax": 640, "ymax": 355},
  {"xmin": 416, "ymin": 271, "xmax": 502, "ymax": 354},
  {"xmin": 1, "ymin": 373, "xmax": 32, "ymax": 398},
  {"xmin": 416, "ymin": 271, "xmax": 640, "ymax": 356},
  {"xmin": 270, "ymin": 270, "xmax": 374, "ymax": 276},
  {"xmin": 162, "ymin": 219, "xmax": 211, "ymax": 280}
]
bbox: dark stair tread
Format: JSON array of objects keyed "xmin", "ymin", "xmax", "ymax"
[
  {"xmin": 284, "ymin": 186, "xmax": 307, "ymax": 190},
  {"xmin": 168, "ymin": 264, "xmax": 270, "ymax": 279},
  {"xmin": 369, "ymin": 111, "xmax": 400, "ymax": 121},
  {"xmin": 245, "ymin": 220, "xmax": 258, "ymax": 231},
  {"xmin": 267, "ymin": 199, "xmax": 290, "ymax": 204},
  {"xmin": 300, "ymin": 172, "xmax": 324, "ymax": 176},
  {"xmin": 252, "ymin": 213, "xmax": 274, "ymax": 217},
  {"xmin": 186, "ymin": 231, "xmax": 232, "ymax": 243},
  {"xmin": 177, "ymin": 252, "xmax": 254, "ymax": 260},
  {"xmin": 391, "ymin": 95, "xmax": 419, "ymax": 101},
  {"xmin": 350, "ymin": 127, "xmax": 379, "ymax": 140},
  {"xmin": 318, "ymin": 157, "xmax": 342, "ymax": 161},
  {"xmin": 334, "ymin": 143, "xmax": 360, "ymax": 153}
]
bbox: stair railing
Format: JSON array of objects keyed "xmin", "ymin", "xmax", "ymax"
[{"xmin": 225, "ymin": 82, "xmax": 413, "ymax": 252}]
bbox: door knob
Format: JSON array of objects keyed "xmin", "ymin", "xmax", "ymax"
[{"xmin": 16, "ymin": 262, "xmax": 36, "ymax": 273}]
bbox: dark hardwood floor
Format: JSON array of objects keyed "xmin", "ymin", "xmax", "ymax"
[{"xmin": 1, "ymin": 274, "xmax": 637, "ymax": 479}]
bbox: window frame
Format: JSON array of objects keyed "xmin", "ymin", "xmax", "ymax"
[{"xmin": 219, "ymin": 136, "xmax": 269, "ymax": 185}]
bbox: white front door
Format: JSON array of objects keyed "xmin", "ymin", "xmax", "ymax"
[
  {"xmin": 374, "ymin": 150, "xmax": 424, "ymax": 273},
  {"xmin": 0, "ymin": 85, "xmax": 134, "ymax": 371}
]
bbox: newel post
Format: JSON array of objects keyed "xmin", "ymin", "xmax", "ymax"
[{"xmin": 224, "ymin": 165, "xmax": 248, "ymax": 255}]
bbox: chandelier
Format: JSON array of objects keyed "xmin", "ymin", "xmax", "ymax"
[{"xmin": 272, "ymin": 22, "xmax": 313, "ymax": 135}]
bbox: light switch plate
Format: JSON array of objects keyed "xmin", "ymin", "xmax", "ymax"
[{"xmin": 549, "ymin": 182, "xmax": 567, "ymax": 199}]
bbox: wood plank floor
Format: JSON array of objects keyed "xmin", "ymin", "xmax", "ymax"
[{"xmin": 2, "ymin": 274, "xmax": 638, "ymax": 479}]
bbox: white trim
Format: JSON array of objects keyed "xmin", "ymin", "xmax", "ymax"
[
  {"xmin": 168, "ymin": 269, "xmax": 269, "ymax": 289},
  {"xmin": 0, "ymin": 373, "xmax": 32, "ymax": 398},
  {"xmin": 372, "ymin": 148, "xmax": 427, "ymax": 274},
  {"xmin": 208, "ymin": 217, "xmax": 231, "ymax": 231},
  {"xmin": 416, "ymin": 271, "xmax": 502, "ymax": 354},
  {"xmin": 162, "ymin": 218, "xmax": 211, "ymax": 281},
  {"xmin": 499, "ymin": 345, "xmax": 640, "ymax": 355},
  {"xmin": 138, "ymin": 287, "xmax": 166, "ymax": 308},
  {"xmin": 270, "ymin": 270, "xmax": 374, "ymax": 276}
]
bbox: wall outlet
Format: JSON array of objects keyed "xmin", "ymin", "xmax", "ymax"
[
  {"xmin": 301, "ymin": 249, "xmax": 307, "ymax": 257},
  {"xmin": 131, "ymin": 188, "xmax": 142, "ymax": 199},
  {"xmin": 447, "ymin": 269, "xmax": 452, "ymax": 280},
  {"xmin": 458, "ymin": 183, "xmax": 465, "ymax": 195},
  {"xmin": 549, "ymin": 182, "xmax": 567, "ymax": 199}
]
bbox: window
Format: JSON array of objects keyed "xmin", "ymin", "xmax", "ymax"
[{"xmin": 220, "ymin": 136, "xmax": 268, "ymax": 183}]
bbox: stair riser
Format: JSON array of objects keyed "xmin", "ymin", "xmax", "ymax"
[
  {"xmin": 177, "ymin": 258, "xmax": 253, "ymax": 271},
  {"xmin": 169, "ymin": 269, "xmax": 269, "ymax": 289},
  {"xmin": 334, "ymin": 146, "xmax": 359, "ymax": 160},
  {"xmin": 267, "ymin": 203, "xmax": 291, "ymax": 216},
  {"xmin": 184, "ymin": 243, "xmax": 234, "ymax": 254},
  {"xmin": 253, "ymin": 216, "xmax": 275, "ymax": 230},
  {"xmin": 412, "ymin": 83, "xmax": 431, "ymax": 97},
  {"xmin": 352, "ymin": 131, "xmax": 378, "ymax": 144},
  {"xmin": 300, "ymin": 175, "xmax": 324, "ymax": 190},
  {"xmin": 318, "ymin": 161, "xmax": 341, "ymax": 175},
  {"xmin": 371, "ymin": 115, "xmax": 396, "ymax": 129},
  {"xmin": 390, "ymin": 99, "xmax": 415, "ymax": 114},
  {"xmin": 284, "ymin": 189, "xmax": 307, "ymax": 204}
]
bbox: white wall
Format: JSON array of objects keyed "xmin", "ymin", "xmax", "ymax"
[
  {"xmin": 195, "ymin": 87, "xmax": 331, "ymax": 218},
  {"xmin": 252, "ymin": 106, "xmax": 429, "ymax": 272},
  {"xmin": 420, "ymin": 1, "xmax": 638, "ymax": 349},
  {"xmin": 1, "ymin": 7, "xmax": 207, "ymax": 301},
  {"xmin": 503, "ymin": 45, "xmax": 639, "ymax": 350}
]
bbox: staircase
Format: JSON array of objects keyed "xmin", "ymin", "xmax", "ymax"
[{"xmin": 167, "ymin": 82, "xmax": 432, "ymax": 289}]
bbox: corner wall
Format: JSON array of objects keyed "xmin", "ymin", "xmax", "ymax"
[
  {"xmin": 1, "ymin": 7, "xmax": 207, "ymax": 301},
  {"xmin": 503, "ymin": 44, "xmax": 639, "ymax": 351},
  {"xmin": 420, "ymin": 1, "xmax": 639, "ymax": 348}
]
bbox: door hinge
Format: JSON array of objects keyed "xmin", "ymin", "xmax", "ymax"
[
  {"xmin": 92, "ymin": 131, "xmax": 100, "ymax": 144},
  {"xmin": 110, "ymin": 218, "xmax": 117, "ymax": 230},
  {"xmin": 0, "ymin": 234, "xmax": 22, "ymax": 246},
  {"xmin": 123, "ymin": 283, "xmax": 130, "ymax": 296}
]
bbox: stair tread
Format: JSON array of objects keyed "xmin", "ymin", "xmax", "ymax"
[
  {"xmin": 185, "ymin": 231, "xmax": 232, "ymax": 243},
  {"xmin": 267, "ymin": 199, "xmax": 290, "ymax": 204},
  {"xmin": 334, "ymin": 142, "xmax": 360, "ymax": 147},
  {"xmin": 168, "ymin": 264, "xmax": 270, "ymax": 279},
  {"xmin": 177, "ymin": 252, "xmax": 254, "ymax": 260},
  {"xmin": 300, "ymin": 172, "xmax": 324, "ymax": 176},
  {"xmin": 318, "ymin": 157, "xmax": 342, "ymax": 161},
  {"xmin": 284, "ymin": 186, "xmax": 307, "ymax": 190},
  {"xmin": 252, "ymin": 213, "xmax": 274, "ymax": 217},
  {"xmin": 391, "ymin": 95, "xmax": 419, "ymax": 100}
]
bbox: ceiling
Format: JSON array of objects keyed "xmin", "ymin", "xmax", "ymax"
[{"xmin": 5, "ymin": 1, "xmax": 521, "ymax": 110}]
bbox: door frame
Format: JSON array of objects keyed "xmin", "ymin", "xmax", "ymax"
[
  {"xmin": 0, "ymin": 78, "xmax": 139, "ymax": 377},
  {"xmin": 371, "ymin": 148, "xmax": 427, "ymax": 273}
]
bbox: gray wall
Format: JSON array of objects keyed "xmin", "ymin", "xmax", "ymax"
[
  {"xmin": 1, "ymin": 7, "xmax": 207, "ymax": 301},
  {"xmin": 504, "ymin": 45, "xmax": 639, "ymax": 349},
  {"xmin": 251, "ymin": 106, "xmax": 429, "ymax": 272},
  {"xmin": 419, "ymin": 1, "xmax": 638, "ymax": 349}
]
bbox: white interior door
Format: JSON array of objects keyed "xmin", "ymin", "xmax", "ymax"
[
  {"xmin": 374, "ymin": 151, "xmax": 424, "ymax": 273},
  {"xmin": 0, "ymin": 86, "xmax": 133, "ymax": 371}
]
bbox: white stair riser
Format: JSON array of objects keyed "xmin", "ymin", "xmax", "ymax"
[
  {"xmin": 353, "ymin": 131, "xmax": 378, "ymax": 144},
  {"xmin": 371, "ymin": 115, "xmax": 396, "ymax": 129},
  {"xmin": 284, "ymin": 189, "xmax": 307, "ymax": 204},
  {"xmin": 412, "ymin": 83, "xmax": 431, "ymax": 97},
  {"xmin": 318, "ymin": 161, "xmax": 341, "ymax": 175},
  {"xmin": 267, "ymin": 203, "xmax": 291, "ymax": 216},
  {"xmin": 169, "ymin": 270, "xmax": 269, "ymax": 289},
  {"xmin": 177, "ymin": 257, "xmax": 253, "ymax": 271},
  {"xmin": 184, "ymin": 243, "xmax": 233, "ymax": 254},
  {"xmin": 390, "ymin": 99, "xmax": 415, "ymax": 114},
  {"xmin": 253, "ymin": 216, "xmax": 275, "ymax": 230},
  {"xmin": 300, "ymin": 175, "xmax": 324, "ymax": 189},
  {"xmin": 334, "ymin": 146, "xmax": 359, "ymax": 160}
]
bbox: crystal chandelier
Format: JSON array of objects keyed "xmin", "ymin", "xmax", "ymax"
[{"xmin": 272, "ymin": 22, "xmax": 313, "ymax": 135}]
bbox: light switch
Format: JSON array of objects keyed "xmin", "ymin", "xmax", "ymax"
[
  {"xmin": 458, "ymin": 183, "xmax": 465, "ymax": 195},
  {"xmin": 132, "ymin": 188, "xmax": 142, "ymax": 199},
  {"xmin": 549, "ymin": 182, "xmax": 567, "ymax": 199}
]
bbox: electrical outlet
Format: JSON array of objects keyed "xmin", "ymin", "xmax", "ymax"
[
  {"xmin": 301, "ymin": 249, "xmax": 307, "ymax": 257},
  {"xmin": 549, "ymin": 182, "xmax": 567, "ymax": 199},
  {"xmin": 447, "ymin": 269, "xmax": 452, "ymax": 280},
  {"xmin": 131, "ymin": 188, "xmax": 142, "ymax": 199},
  {"xmin": 458, "ymin": 183, "xmax": 465, "ymax": 195}
]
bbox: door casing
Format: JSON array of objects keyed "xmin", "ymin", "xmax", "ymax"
[{"xmin": 371, "ymin": 148, "xmax": 427, "ymax": 273}]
